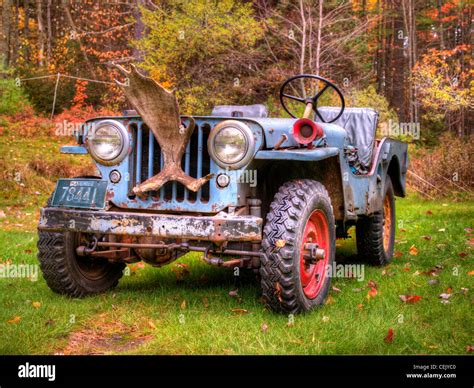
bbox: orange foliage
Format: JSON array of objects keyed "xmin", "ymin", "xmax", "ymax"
[{"xmin": 72, "ymin": 80, "xmax": 88, "ymax": 109}]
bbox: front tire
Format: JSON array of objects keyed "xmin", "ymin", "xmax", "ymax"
[
  {"xmin": 38, "ymin": 231, "xmax": 125, "ymax": 297},
  {"xmin": 260, "ymin": 179, "xmax": 336, "ymax": 314}
]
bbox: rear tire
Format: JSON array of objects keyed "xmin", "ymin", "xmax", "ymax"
[
  {"xmin": 356, "ymin": 176, "xmax": 395, "ymax": 266},
  {"xmin": 260, "ymin": 179, "xmax": 335, "ymax": 314}
]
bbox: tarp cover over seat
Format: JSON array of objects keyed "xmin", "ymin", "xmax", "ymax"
[
  {"xmin": 211, "ymin": 104, "xmax": 268, "ymax": 118},
  {"xmin": 315, "ymin": 107, "xmax": 379, "ymax": 168}
]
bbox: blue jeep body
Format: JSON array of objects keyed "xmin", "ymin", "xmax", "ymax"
[
  {"xmin": 37, "ymin": 74, "xmax": 409, "ymax": 313},
  {"xmin": 41, "ymin": 109, "xmax": 407, "ymax": 241}
]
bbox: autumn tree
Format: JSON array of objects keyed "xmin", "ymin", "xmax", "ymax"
[{"xmin": 136, "ymin": 0, "xmax": 265, "ymax": 113}]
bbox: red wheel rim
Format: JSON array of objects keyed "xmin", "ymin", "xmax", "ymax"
[
  {"xmin": 299, "ymin": 209, "xmax": 330, "ymax": 299},
  {"xmin": 382, "ymin": 193, "xmax": 392, "ymax": 253}
]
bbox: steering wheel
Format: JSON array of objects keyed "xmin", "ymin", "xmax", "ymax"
[{"xmin": 279, "ymin": 74, "xmax": 345, "ymax": 123}]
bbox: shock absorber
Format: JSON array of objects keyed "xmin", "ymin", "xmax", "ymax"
[{"xmin": 248, "ymin": 198, "xmax": 262, "ymax": 269}]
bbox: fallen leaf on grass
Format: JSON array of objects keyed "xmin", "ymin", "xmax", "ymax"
[
  {"xmin": 229, "ymin": 289, "xmax": 239, "ymax": 297},
  {"xmin": 438, "ymin": 228, "xmax": 446, "ymax": 232},
  {"xmin": 171, "ymin": 265, "xmax": 190, "ymax": 281},
  {"xmin": 399, "ymin": 228, "xmax": 407, "ymax": 233},
  {"xmin": 357, "ymin": 303, "xmax": 364, "ymax": 311},
  {"xmin": 467, "ymin": 270, "xmax": 474, "ymax": 276},
  {"xmin": 7, "ymin": 316, "xmax": 21, "ymax": 324},
  {"xmin": 180, "ymin": 300, "xmax": 186, "ymax": 310},
  {"xmin": 394, "ymin": 251, "xmax": 403, "ymax": 258},
  {"xmin": 325, "ymin": 295, "xmax": 335, "ymax": 305},
  {"xmin": 230, "ymin": 308, "xmax": 249, "ymax": 315},
  {"xmin": 458, "ymin": 252, "xmax": 468, "ymax": 258},
  {"xmin": 384, "ymin": 328, "xmax": 394, "ymax": 343},
  {"xmin": 32, "ymin": 301, "xmax": 41, "ymax": 309},
  {"xmin": 409, "ymin": 245, "xmax": 419, "ymax": 256},
  {"xmin": 367, "ymin": 287, "xmax": 378, "ymax": 301},
  {"xmin": 422, "ymin": 235, "xmax": 432, "ymax": 241},
  {"xmin": 438, "ymin": 293, "xmax": 452, "ymax": 300},
  {"xmin": 202, "ymin": 297, "xmax": 209, "ymax": 308},
  {"xmin": 368, "ymin": 279, "xmax": 378, "ymax": 289},
  {"xmin": 322, "ymin": 316, "xmax": 330, "ymax": 322},
  {"xmin": 261, "ymin": 323, "xmax": 268, "ymax": 333},
  {"xmin": 332, "ymin": 286, "xmax": 341, "ymax": 293},
  {"xmin": 466, "ymin": 345, "xmax": 473, "ymax": 353},
  {"xmin": 426, "ymin": 210, "xmax": 433, "ymax": 215},
  {"xmin": 399, "ymin": 295, "xmax": 422, "ymax": 304},
  {"xmin": 382, "ymin": 268, "xmax": 395, "ymax": 277},
  {"xmin": 423, "ymin": 265, "xmax": 443, "ymax": 277},
  {"xmin": 428, "ymin": 279, "xmax": 439, "ymax": 286},
  {"xmin": 147, "ymin": 320, "xmax": 157, "ymax": 330}
]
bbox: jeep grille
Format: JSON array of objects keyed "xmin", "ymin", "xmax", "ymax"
[{"xmin": 128, "ymin": 122, "xmax": 211, "ymax": 202}]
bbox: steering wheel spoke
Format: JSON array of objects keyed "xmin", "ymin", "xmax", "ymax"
[
  {"xmin": 282, "ymin": 93, "xmax": 305, "ymax": 103},
  {"xmin": 279, "ymin": 74, "xmax": 345, "ymax": 123},
  {"xmin": 314, "ymin": 108, "xmax": 326, "ymax": 123},
  {"xmin": 312, "ymin": 83, "xmax": 330, "ymax": 103}
]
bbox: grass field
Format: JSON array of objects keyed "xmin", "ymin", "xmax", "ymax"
[{"xmin": 0, "ymin": 131, "xmax": 472, "ymax": 355}]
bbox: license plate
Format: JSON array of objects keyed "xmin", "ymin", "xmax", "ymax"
[{"xmin": 51, "ymin": 179, "xmax": 108, "ymax": 209}]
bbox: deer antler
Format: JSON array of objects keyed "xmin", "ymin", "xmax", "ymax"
[{"xmin": 114, "ymin": 64, "xmax": 213, "ymax": 196}]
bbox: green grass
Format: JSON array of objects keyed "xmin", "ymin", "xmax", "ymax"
[
  {"xmin": 0, "ymin": 197, "xmax": 472, "ymax": 355},
  {"xmin": 0, "ymin": 127, "xmax": 472, "ymax": 354}
]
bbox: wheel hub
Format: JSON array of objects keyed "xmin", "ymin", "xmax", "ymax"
[{"xmin": 299, "ymin": 209, "xmax": 330, "ymax": 299}]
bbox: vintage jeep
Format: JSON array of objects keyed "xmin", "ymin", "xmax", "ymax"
[{"xmin": 37, "ymin": 69, "xmax": 408, "ymax": 314}]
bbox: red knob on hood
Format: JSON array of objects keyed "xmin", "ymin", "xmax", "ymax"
[{"xmin": 292, "ymin": 118, "xmax": 323, "ymax": 145}]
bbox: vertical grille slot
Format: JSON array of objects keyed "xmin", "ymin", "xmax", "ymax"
[{"xmin": 129, "ymin": 121, "xmax": 211, "ymax": 203}]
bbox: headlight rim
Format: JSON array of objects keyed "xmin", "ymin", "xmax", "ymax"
[
  {"xmin": 86, "ymin": 119, "xmax": 130, "ymax": 166},
  {"xmin": 208, "ymin": 120, "xmax": 255, "ymax": 170}
]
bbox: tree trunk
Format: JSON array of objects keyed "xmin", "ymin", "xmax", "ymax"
[
  {"xmin": 23, "ymin": 0, "xmax": 30, "ymax": 61},
  {"xmin": 46, "ymin": 0, "xmax": 52, "ymax": 64},
  {"xmin": 1, "ymin": 0, "xmax": 12, "ymax": 68},
  {"xmin": 437, "ymin": 0, "xmax": 445, "ymax": 49},
  {"xmin": 315, "ymin": 0, "xmax": 323, "ymax": 76},
  {"xmin": 36, "ymin": 0, "xmax": 45, "ymax": 66}
]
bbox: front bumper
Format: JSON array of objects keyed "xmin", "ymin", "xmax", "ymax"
[{"xmin": 38, "ymin": 207, "xmax": 262, "ymax": 242}]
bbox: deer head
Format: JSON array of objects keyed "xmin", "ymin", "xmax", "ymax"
[{"xmin": 114, "ymin": 64, "xmax": 213, "ymax": 196}]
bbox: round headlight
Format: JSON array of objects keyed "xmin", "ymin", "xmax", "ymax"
[
  {"xmin": 87, "ymin": 120, "xmax": 129, "ymax": 165},
  {"xmin": 208, "ymin": 120, "xmax": 255, "ymax": 169}
]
